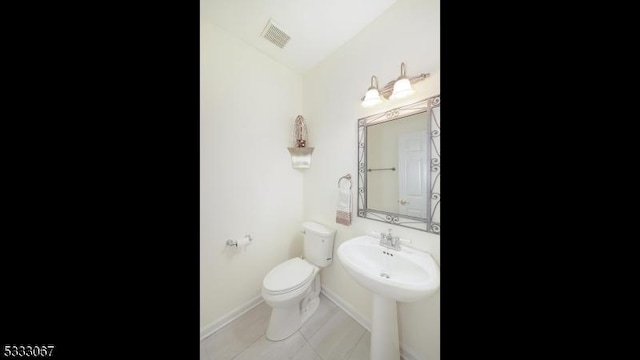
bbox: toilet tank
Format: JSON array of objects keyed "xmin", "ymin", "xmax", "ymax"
[{"xmin": 302, "ymin": 221, "xmax": 336, "ymax": 267}]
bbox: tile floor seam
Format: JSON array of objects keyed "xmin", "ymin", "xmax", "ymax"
[
  {"xmin": 345, "ymin": 329, "xmax": 367, "ymax": 360},
  {"xmin": 298, "ymin": 329, "xmax": 318, "ymax": 357},
  {"xmin": 302, "ymin": 323, "xmax": 324, "ymax": 358},
  {"xmin": 343, "ymin": 327, "xmax": 366, "ymax": 360},
  {"xmin": 293, "ymin": 331, "xmax": 322, "ymax": 360},
  {"xmin": 304, "ymin": 313, "xmax": 334, "ymax": 356},
  {"xmin": 299, "ymin": 328, "xmax": 311, "ymax": 342},
  {"xmin": 229, "ymin": 331, "xmax": 267, "ymax": 360},
  {"xmin": 302, "ymin": 305, "xmax": 339, "ymax": 342},
  {"xmin": 308, "ymin": 312, "xmax": 366, "ymax": 360}
]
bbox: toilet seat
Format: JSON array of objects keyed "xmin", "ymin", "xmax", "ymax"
[{"xmin": 263, "ymin": 258, "xmax": 315, "ymax": 295}]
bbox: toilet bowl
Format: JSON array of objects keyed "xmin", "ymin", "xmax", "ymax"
[
  {"xmin": 261, "ymin": 222, "xmax": 336, "ymax": 341},
  {"xmin": 262, "ymin": 258, "xmax": 321, "ymax": 340}
]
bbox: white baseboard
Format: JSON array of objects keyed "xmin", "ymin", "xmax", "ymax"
[
  {"xmin": 320, "ymin": 286, "xmax": 420, "ymax": 360},
  {"xmin": 200, "ymin": 295, "xmax": 264, "ymax": 341}
]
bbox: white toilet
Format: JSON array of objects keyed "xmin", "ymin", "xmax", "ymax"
[{"xmin": 261, "ymin": 221, "xmax": 336, "ymax": 341}]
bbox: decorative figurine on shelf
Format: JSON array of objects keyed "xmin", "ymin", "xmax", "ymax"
[{"xmin": 294, "ymin": 115, "xmax": 308, "ymax": 147}]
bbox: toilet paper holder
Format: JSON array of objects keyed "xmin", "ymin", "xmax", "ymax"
[{"xmin": 226, "ymin": 234, "xmax": 252, "ymax": 247}]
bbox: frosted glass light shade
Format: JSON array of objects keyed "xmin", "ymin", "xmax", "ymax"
[
  {"xmin": 389, "ymin": 77, "xmax": 415, "ymax": 100},
  {"xmin": 362, "ymin": 88, "xmax": 383, "ymax": 107}
]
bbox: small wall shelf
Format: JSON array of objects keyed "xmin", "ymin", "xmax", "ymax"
[{"xmin": 287, "ymin": 147, "xmax": 314, "ymax": 168}]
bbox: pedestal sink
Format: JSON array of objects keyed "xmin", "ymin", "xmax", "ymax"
[{"xmin": 337, "ymin": 234, "xmax": 440, "ymax": 360}]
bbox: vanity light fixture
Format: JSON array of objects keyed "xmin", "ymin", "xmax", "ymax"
[
  {"xmin": 389, "ymin": 62, "xmax": 415, "ymax": 100},
  {"xmin": 361, "ymin": 62, "xmax": 429, "ymax": 107},
  {"xmin": 361, "ymin": 76, "xmax": 383, "ymax": 107}
]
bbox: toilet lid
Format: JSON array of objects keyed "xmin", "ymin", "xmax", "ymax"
[{"xmin": 263, "ymin": 258, "xmax": 315, "ymax": 294}]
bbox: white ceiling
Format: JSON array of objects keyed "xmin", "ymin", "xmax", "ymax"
[{"xmin": 201, "ymin": 0, "xmax": 398, "ymax": 74}]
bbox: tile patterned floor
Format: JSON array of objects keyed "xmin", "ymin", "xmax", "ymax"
[{"xmin": 201, "ymin": 293, "xmax": 370, "ymax": 360}]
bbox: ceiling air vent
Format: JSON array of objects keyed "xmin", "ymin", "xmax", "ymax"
[{"xmin": 260, "ymin": 18, "xmax": 290, "ymax": 49}]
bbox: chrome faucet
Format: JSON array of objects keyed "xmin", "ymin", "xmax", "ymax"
[{"xmin": 380, "ymin": 228, "xmax": 401, "ymax": 250}]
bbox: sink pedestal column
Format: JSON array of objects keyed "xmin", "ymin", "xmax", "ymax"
[{"xmin": 370, "ymin": 294, "xmax": 400, "ymax": 360}]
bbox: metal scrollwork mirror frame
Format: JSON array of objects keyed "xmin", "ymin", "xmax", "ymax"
[{"xmin": 357, "ymin": 95, "xmax": 440, "ymax": 233}]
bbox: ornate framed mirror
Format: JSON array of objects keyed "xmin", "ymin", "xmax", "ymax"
[{"xmin": 357, "ymin": 95, "xmax": 440, "ymax": 233}]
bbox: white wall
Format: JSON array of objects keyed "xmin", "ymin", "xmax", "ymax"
[
  {"xmin": 200, "ymin": 20, "xmax": 305, "ymax": 333},
  {"xmin": 302, "ymin": 0, "xmax": 440, "ymax": 359}
]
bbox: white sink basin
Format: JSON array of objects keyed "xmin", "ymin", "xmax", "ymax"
[
  {"xmin": 337, "ymin": 234, "xmax": 440, "ymax": 302},
  {"xmin": 337, "ymin": 234, "xmax": 440, "ymax": 360}
]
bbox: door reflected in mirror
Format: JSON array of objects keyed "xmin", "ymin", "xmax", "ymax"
[
  {"xmin": 358, "ymin": 95, "xmax": 440, "ymax": 233},
  {"xmin": 367, "ymin": 113, "xmax": 427, "ymax": 216}
]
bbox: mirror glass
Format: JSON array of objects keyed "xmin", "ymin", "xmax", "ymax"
[{"xmin": 357, "ymin": 95, "xmax": 440, "ymax": 233}]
